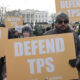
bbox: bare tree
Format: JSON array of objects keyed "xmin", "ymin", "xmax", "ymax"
[{"xmin": 0, "ymin": 6, "xmax": 7, "ymax": 24}]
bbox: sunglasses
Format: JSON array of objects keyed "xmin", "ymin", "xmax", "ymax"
[{"xmin": 58, "ymin": 20, "xmax": 69, "ymax": 24}]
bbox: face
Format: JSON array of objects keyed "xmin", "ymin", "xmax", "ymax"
[
  {"xmin": 23, "ymin": 32, "xmax": 30, "ymax": 37},
  {"xmin": 55, "ymin": 19, "xmax": 69, "ymax": 30},
  {"xmin": 15, "ymin": 32, "xmax": 19, "ymax": 36}
]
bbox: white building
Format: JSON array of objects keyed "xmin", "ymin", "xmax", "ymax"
[
  {"xmin": 4, "ymin": 9, "xmax": 48, "ymax": 26},
  {"xmin": 21, "ymin": 9, "xmax": 48, "ymax": 24},
  {"xmin": 21, "ymin": 9, "xmax": 35, "ymax": 24},
  {"xmin": 35, "ymin": 10, "xmax": 48, "ymax": 23}
]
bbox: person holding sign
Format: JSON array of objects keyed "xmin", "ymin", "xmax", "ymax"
[
  {"xmin": 22, "ymin": 26, "xmax": 33, "ymax": 37},
  {"xmin": 44, "ymin": 12, "xmax": 80, "ymax": 80}
]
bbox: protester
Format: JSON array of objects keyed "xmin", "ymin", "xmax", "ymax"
[
  {"xmin": 44, "ymin": 12, "xmax": 80, "ymax": 80},
  {"xmin": 8, "ymin": 28, "xmax": 20, "ymax": 39},
  {"xmin": 8, "ymin": 28, "xmax": 15, "ymax": 39},
  {"xmin": 22, "ymin": 26, "xmax": 33, "ymax": 37},
  {"xmin": 46, "ymin": 27, "xmax": 51, "ymax": 31}
]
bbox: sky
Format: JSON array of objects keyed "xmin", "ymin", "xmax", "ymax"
[{"xmin": 0, "ymin": 0, "xmax": 56, "ymax": 14}]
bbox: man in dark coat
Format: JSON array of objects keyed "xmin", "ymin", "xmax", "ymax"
[{"xmin": 44, "ymin": 12, "xmax": 80, "ymax": 80}]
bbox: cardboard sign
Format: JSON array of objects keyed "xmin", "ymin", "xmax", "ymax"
[
  {"xmin": 0, "ymin": 28, "xmax": 8, "ymax": 58},
  {"xmin": 55, "ymin": 0, "xmax": 80, "ymax": 22},
  {"xmin": 6, "ymin": 33, "xmax": 78, "ymax": 80},
  {"xmin": 5, "ymin": 16, "xmax": 23, "ymax": 28}
]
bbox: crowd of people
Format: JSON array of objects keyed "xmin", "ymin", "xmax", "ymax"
[{"xmin": 0, "ymin": 12, "xmax": 80, "ymax": 80}]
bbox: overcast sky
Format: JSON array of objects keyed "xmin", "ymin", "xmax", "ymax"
[{"xmin": 0, "ymin": 0, "xmax": 56, "ymax": 14}]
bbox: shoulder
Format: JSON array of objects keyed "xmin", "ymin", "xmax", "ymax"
[{"xmin": 44, "ymin": 29, "xmax": 55, "ymax": 35}]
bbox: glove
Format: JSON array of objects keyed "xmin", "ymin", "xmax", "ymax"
[{"xmin": 69, "ymin": 59, "xmax": 76, "ymax": 68}]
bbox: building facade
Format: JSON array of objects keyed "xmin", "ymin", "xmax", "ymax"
[
  {"xmin": 21, "ymin": 9, "xmax": 48, "ymax": 24},
  {"xmin": 1, "ymin": 9, "xmax": 48, "ymax": 25}
]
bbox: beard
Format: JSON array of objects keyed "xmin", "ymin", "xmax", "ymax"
[{"xmin": 59, "ymin": 25, "xmax": 67, "ymax": 30}]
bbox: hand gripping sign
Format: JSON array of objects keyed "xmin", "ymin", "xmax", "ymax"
[{"xmin": 6, "ymin": 33, "xmax": 78, "ymax": 80}]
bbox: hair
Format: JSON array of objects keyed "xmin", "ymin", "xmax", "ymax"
[
  {"xmin": 55, "ymin": 12, "xmax": 69, "ymax": 22},
  {"xmin": 22, "ymin": 26, "xmax": 33, "ymax": 36}
]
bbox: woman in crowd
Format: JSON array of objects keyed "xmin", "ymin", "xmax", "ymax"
[{"xmin": 22, "ymin": 26, "xmax": 33, "ymax": 37}]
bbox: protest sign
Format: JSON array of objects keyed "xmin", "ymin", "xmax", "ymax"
[
  {"xmin": 0, "ymin": 28, "xmax": 8, "ymax": 58},
  {"xmin": 5, "ymin": 16, "xmax": 23, "ymax": 28},
  {"xmin": 55, "ymin": 0, "xmax": 80, "ymax": 22},
  {"xmin": 6, "ymin": 33, "xmax": 78, "ymax": 80}
]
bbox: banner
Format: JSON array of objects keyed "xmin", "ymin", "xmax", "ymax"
[
  {"xmin": 0, "ymin": 28, "xmax": 8, "ymax": 58},
  {"xmin": 55, "ymin": 0, "xmax": 80, "ymax": 22},
  {"xmin": 6, "ymin": 33, "xmax": 78, "ymax": 80},
  {"xmin": 5, "ymin": 16, "xmax": 23, "ymax": 28}
]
